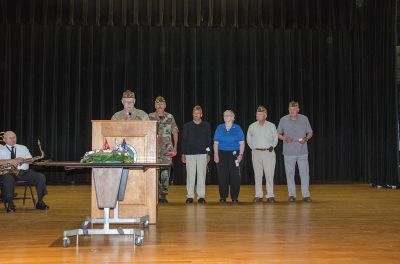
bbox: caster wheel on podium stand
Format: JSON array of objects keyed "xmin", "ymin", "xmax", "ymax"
[
  {"xmin": 134, "ymin": 236, "xmax": 144, "ymax": 246},
  {"xmin": 141, "ymin": 220, "xmax": 149, "ymax": 228},
  {"xmin": 63, "ymin": 237, "xmax": 70, "ymax": 247}
]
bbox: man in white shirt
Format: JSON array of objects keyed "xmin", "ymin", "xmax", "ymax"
[
  {"xmin": 247, "ymin": 106, "xmax": 278, "ymax": 203},
  {"xmin": 0, "ymin": 131, "xmax": 49, "ymax": 212}
]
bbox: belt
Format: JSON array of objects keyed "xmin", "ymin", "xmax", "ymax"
[{"xmin": 255, "ymin": 147, "xmax": 274, "ymax": 152}]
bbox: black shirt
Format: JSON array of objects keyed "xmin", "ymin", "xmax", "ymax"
[{"xmin": 181, "ymin": 121, "xmax": 212, "ymax": 155}]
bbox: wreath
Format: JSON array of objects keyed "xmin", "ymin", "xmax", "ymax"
[{"xmin": 80, "ymin": 149, "xmax": 134, "ymax": 163}]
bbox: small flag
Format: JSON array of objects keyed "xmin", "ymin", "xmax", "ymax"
[
  {"xmin": 121, "ymin": 139, "xmax": 127, "ymax": 150},
  {"xmin": 103, "ymin": 138, "xmax": 110, "ymax": 150}
]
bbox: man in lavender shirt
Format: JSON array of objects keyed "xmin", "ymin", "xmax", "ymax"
[{"xmin": 277, "ymin": 101, "xmax": 313, "ymax": 202}]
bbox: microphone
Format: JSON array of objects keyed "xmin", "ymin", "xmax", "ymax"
[{"xmin": 126, "ymin": 111, "xmax": 132, "ymax": 120}]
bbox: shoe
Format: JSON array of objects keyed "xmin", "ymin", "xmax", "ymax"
[
  {"xmin": 198, "ymin": 198, "xmax": 206, "ymax": 204},
  {"xmin": 158, "ymin": 198, "xmax": 168, "ymax": 204},
  {"xmin": 266, "ymin": 197, "xmax": 276, "ymax": 203},
  {"xmin": 159, "ymin": 193, "xmax": 168, "ymax": 204},
  {"xmin": 252, "ymin": 197, "xmax": 263, "ymax": 203},
  {"xmin": 35, "ymin": 201, "xmax": 49, "ymax": 210},
  {"xmin": 219, "ymin": 198, "xmax": 226, "ymax": 204},
  {"xmin": 288, "ymin": 196, "xmax": 296, "ymax": 203},
  {"xmin": 232, "ymin": 199, "xmax": 239, "ymax": 205},
  {"xmin": 302, "ymin": 197, "xmax": 312, "ymax": 202},
  {"xmin": 185, "ymin": 198, "xmax": 194, "ymax": 204},
  {"xmin": 6, "ymin": 203, "xmax": 16, "ymax": 213}
]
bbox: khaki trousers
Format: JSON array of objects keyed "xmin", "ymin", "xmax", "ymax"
[
  {"xmin": 252, "ymin": 149, "xmax": 276, "ymax": 198},
  {"xmin": 186, "ymin": 154, "xmax": 207, "ymax": 199}
]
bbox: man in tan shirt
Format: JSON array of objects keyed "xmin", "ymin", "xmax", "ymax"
[
  {"xmin": 247, "ymin": 106, "xmax": 278, "ymax": 203},
  {"xmin": 111, "ymin": 90, "xmax": 149, "ymax": 120}
]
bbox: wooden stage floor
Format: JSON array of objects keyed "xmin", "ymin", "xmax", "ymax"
[{"xmin": 0, "ymin": 184, "xmax": 399, "ymax": 263}]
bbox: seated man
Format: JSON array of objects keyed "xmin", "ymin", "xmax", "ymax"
[{"xmin": 0, "ymin": 131, "xmax": 49, "ymax": 212}]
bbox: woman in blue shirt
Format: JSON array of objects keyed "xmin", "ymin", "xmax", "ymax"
[{"xmin": 213, "ymin": 110, "xmax": 245, "ymax": 204}]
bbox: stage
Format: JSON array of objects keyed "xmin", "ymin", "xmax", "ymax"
[{"xmin": 0, "ymin": 184, "xmax": 399, "ymax": 263}]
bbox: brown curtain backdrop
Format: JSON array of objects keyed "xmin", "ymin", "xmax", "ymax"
[{"xmin": 0, "ymin": 0, "xmax": 398, "ymax": 185}]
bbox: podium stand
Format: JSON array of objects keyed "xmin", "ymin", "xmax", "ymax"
[
  {"xmin": 91, "ymin": 120, "xmax": 159, "ymax": 225},
  {"xmin": 39, "ymin": 120, "xmax": 162, "ymax": 247}
]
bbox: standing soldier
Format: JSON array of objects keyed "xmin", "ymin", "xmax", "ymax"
[
  {"xmin": 149, "ymin": 96, "xmax": 179, "ymax": 204},
  {"xmin": 111, "ymin": 90, "xmax": 149, "ymax": 120}
]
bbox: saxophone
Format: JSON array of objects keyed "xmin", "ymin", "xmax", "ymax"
[{"xmin": 0, "ymin": 139, "xmax": 45, "ymax": 176}]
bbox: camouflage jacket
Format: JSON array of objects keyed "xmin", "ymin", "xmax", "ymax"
[
  {"xmin": 148, "ymin": 111, "xmax": 179, "ymax": 161},
  {"xmin": 111, "ymin": 108, "xmax": 149, "ymax": 120}
]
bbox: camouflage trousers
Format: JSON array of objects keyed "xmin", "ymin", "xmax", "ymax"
[
  {"xmin": 159, "ymin": 156, "xmax": 172, "ymax": 197},
  {"xmin": 159, "ymin": 169, "xmax": 170, "ymax": 197}
]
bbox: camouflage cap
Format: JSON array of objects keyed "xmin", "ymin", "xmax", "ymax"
[
  {"xmin": 122, "ymin": 90, "xmax": 135, "ymax": 99},
  {"xmin": 257, "ymin": 106, "xmax": 267, "ymax": 113},
  {"xmin": 155, "ymin": 96, "xmax": 166, "ymax": 103}
]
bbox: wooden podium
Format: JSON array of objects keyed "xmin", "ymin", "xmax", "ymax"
[{"xmin": 91, "ymin": 120, "xmax": 158, "ymax": 224}]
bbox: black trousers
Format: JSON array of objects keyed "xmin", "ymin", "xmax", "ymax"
[
  {"xmin": 216, "ymin": 150, "xmax": 241, "ymax": 200},
  {"xmin": 0, "ymin": 170, "xmax": 48, "ymax": 205}
]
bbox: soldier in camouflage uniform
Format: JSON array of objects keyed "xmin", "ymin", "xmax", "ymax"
[
  {"xmin": 149, "ymin": 96, "xmax": 179, "ymax": 204},
  {"xmin": 111, "ymin": 90, "xmax": 149, "ymax": 120}
]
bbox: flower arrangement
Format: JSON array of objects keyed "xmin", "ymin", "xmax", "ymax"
[
  {"xmin": 80, "ymin": 138, "xmax": 137, "ymax": 163},
  {"xmin": 80, "ymin": 149, "xmax": 134, "ymax": 164}
]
